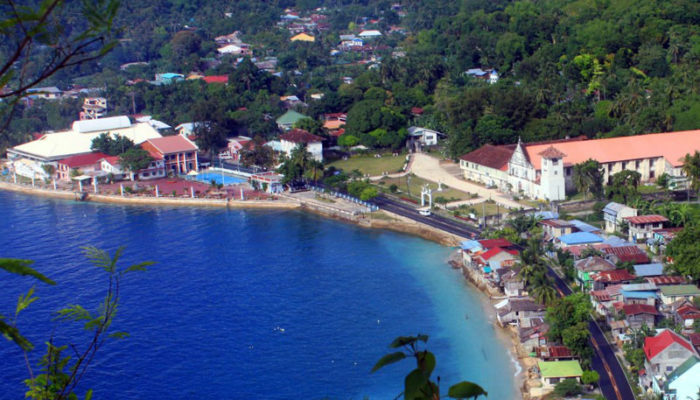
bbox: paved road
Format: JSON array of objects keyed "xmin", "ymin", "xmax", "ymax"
[{"xmin": 371, "ymin": 195, "xmax": 635, "ymax": 400}]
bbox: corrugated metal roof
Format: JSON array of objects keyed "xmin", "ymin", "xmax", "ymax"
[
  {"xmin": 558, "ymin": 232, "xmax": 603, "ymax": 245},
  {"xmin": 633, "ymin": 263, "xmax": 664, "ymax": 277},
  {"xmin": 73, "ymin": 116, "xmax": 131, "ymax": 133}
]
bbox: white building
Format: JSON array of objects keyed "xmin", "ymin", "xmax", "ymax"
[
  {"xmin": 460, "ymin": 130, "xmax": 700, "ymax": 202},
  {"xmin": 279, "ymin": 129, "xmax": 323, "ymax": 162},
  {"xmin": 7, "ymin": 116, "xmax": 163, "ymax": 178},
  {"xmin": 407, "ymin": 126, "xmax": 443, "ymax": 147}
]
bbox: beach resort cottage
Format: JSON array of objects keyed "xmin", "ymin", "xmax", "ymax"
[
  {"xmin": 141, "ymin": 135, "xmax": 199, "ymax": 175},
  {"xmin": 603, "ymin": 202, "xmax": 638, "ymax": 233},
  {"xmin": 659, "ymin": 285, "xmax": 700, "ymax": 306},
  {"xmin": 279, "ymin": 129, "xmax": 323, "ymax": 162},
  {"xmin": 626, "ymin": 215, "xmax": 669, "ymax": 243},
  {"xmin": 538, "ymin": 360, "xmax": 583, "ymax": 389}
]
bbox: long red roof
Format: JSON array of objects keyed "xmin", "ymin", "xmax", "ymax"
[
  {"xmin": 625, "ymin": 215, "xmax": 669, "ymax": 225},
  {"xmin": 280, "ymin": 129, "xmax": 323, "ymax": 143},
  {"xmin": 622, "ymin": 304, "xmax": 659, "ymax": 316},
  {"xmin": 460, "ymin": 144, "xmax": 513, "ymax": 171},
  {"xmin": 644, "ymin": 330, "xmax": 694, "ymax": 360},
  {"xmin": 59, "ymin": 152, "xmax": 110, "ymax": 168},
  {"xmin": 478, "ymin": 238, "xmax": 514, "ymax": 249}
]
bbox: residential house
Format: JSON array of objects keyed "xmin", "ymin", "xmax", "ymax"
[
  {"xmin": 621, "ymin": 304, "xmax": 659, "ymax": 330},
  {"xmin": 154, "ymin": 73, "xmax": 184, "ymax": 85},
  {"xmin": 591, "ymin": 269, "xmax": 635, "ymax": 290},
  {"xmin": 556, "ymin": 232, "xmax": 604, "ymax": 249},
  {"xmin": 141, "ymin": 135, "xmax": 199, "ymax": 175},
  {"xmin": 519, "ymin": 322, "xmax": 549, "ymax": 351},
  {"xmin": 647, "ymin": 276, "xmax": 688, "ymax": 286},
  {"xmin": 602, "ymin": 245, "xmax": 651, "ymax": 264},
  {"xmin": 648, "ymin": 227, "xmax": 683, "ymax": 254},
  {"xmin": 80, "ymin": 97, "xmax": 107, "ymax": 120},
  {"xmin": 609, "ymin": 319, "xmax": 630, "ymax": 346},
  {"xmin": 688, "ymin": 333, "xmax": 700, "ymax": 354},
  {"xmin": 56, "ymin": 152, "xmax": 110, "ymax": 181},
  {"xmin": 276, "ymin": 110, "xmax": 308, "ymax": 131},
  {"xmin": 219, "ymin": 136, "xmax": 252, "ymax": 162},
  {"xmin": 663, "ymin": 356, "xmax": 700, "ymax": 400},
  {"xmin": 642, "ymin": 329, "xmax": 698, "ymax": 393},
  {"xmin": 202, "ymin": 75, "xmax": 229, "ymax": 85},
  {"xmin": 501, "ymin": 269, "xmax": 526, "ymax": 297},
  {"xmin": 575, "ymin": 256, "xmax": 616, "ymax": 291},
  {"xmin": 621, "ymin": 283, "xmax": 659, "ymax": 306},
  {"xmin": 495, "ymin": 297, "xmax": 546, "ymax": 328},
  {"xmin": 358, "ymin": 29, "xmax": 382, "ymax": 38},
  {"xmin": 26, "ymin": 86, "xmax": 62, "ymax": 99},
  {"xmin": 659, "ymin": 285, "xmax": 700, "ymax": 306},
  {"xmin": 539, "ymin": 219, "xmax": 575, "ymax": 240},
  {"xmin": 538, "ymin": 360, "xmax": 583, "ymax": 389},
  {"xmin": 460, "ymin": 239, "xmax": 518, "ymax": 266},
  {"xmin": 279, "ymin": 129, "xmax": 323, "ymax": 162},
  {"xmin": 671, "ymin": 301, "xmax": 700, "ymax": 331},
  {"xmin": 537, "ymin": 345, "xmax": 577, "ymax": 361},
  {"xmin": 603, "ymin": 202, "xmax": 638, "ymax": 233},
  {"xmin": 569, "ymin": 219, "xmax": 603, "ymax": 235},
  {"xmin": 216, "ymin": 43, "xmax": 251, "ymax": 56},
  {"xmin": 472, "ymin": 247, "xmax": 519, "ymax": 275},
  {"xmin": 591, "ymin": 284, "xmax": 622, "ymax": 316},
  {"xmin": 459, "ymin": 130, "xmax": 700, "ymax": 202},
  {"xmin": 407, "ymin": 126, "xmax": 443, "ymax": 147},
  {"xmin": 626, "ymin": 215, "xmax": 669, "ymax": 243}
]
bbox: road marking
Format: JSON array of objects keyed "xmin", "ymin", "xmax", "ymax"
[{"xmin": 591, "ymin": 332, "xmax": 623, "ymax": 400}]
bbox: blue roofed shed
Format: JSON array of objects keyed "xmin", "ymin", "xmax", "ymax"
[
  {"xmin": 557, "ymin": 232, "xmax": 604, "ymax": 247},
  {"xmin": 533, "ymin": 211, "xmax": 559, "ymax": 220},
  {"xmin": 621, "ymin": 290, "xmax": 657, "ymax": 300},
  {"xmin": 633, "ymin": 263, "xmax": 664, "ymax": 277},
  {"xmin": 460, "ymin": 240, "xmax": 482, "ymax": 251}
]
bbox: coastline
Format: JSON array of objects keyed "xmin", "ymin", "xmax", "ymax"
[{"xmin": 0, "ymin": 181, "xmax": 528, "ymax": 398}]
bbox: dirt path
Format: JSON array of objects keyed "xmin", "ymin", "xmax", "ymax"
[{"xmin": 409, "ymin": 153, "xmax": 524, "ymax": 209}]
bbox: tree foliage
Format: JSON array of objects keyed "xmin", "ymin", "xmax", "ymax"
[
  {"xmin": 2, "ymin": 247, "xmax": 153, "ymax": 400},
  {"xmin": 118, "ymin": 148, "xmax": 153, "ymax": 179},
  {"xmin": 372, "ymin": 334, "xmax": 487, "ymax": 399},
  {"xmin": 90, "ymin": 133, "xmax": 135, "ymax": 156},
  {"xmin": 573, "ymin": 159, "xmax": 604, "ymax": 200},
  {"xmin": 665, "ymin": 224, "xmax": 700, "ymax": 284}
]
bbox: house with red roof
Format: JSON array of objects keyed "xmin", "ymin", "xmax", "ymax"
[
  {"xmin": 473, "ymin": 247, "xmax": 519, "ymax": 272},
  {"xmin": 621, "ymin": 304, "xmax": 660, "ymax": 330},
  {"xmin": 671, "ymin": 301, "xmax": 700, "ymax": 332},
  {"xmin": 99, "ymin": 156, "xmax": 125, "ymax": 180},
  {"xmin": 641, "ymin": 329, "xmax": 697, "ymax": 392},
  {"xmin": 141, "ymin": 135, "xmax": 199, "ymax": 175},
  {"xmin": 625, "ymin": 215, "xmax": 669, "ymax": 243},
  {"xmin": 602, "ymin": 245, "xmax": 651, "ymax": 264},
  {"xmin": 219, "ymin": 136, "xmax": 252, "ymax": 162},
  {"xmin": 56, "ymin": 152, "xmax": 110, "ymax": 181},
  {"xmin": 591, "ymin": 269, "xmax": 635, "ymax": 290},
  {"xmin": 202, "ymin": 75, "xmax": 229, "ymax": 85},
  {"xmin": 279, "ymin": 129, "xmax": 323, "ymax": 162}
]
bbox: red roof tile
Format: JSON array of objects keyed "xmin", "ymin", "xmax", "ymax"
[
  {"xmin": 644, "ymin": 330, "xmax": 694, "ymax": 360},
  {"xmin": 646, "ymin": 276, "xmax": 687, "ymax": 285},
  {"xmin": 59, "ymin": 152, "xmax": 110, "ymax": 168},
  {"xmin": 280, "ymin": 129, "xmax": 323, "ymax": 143},
  {"xmin": 480, "ymin": 247, "xmax": 519, "ymax": 261},
  {"xmin": 625, "ymin": 215, "xmax": 669, "ymax": 225},
  {"xmin": 460, "ymin": 144, "xmax": 514, "ymax": 171},
  {"xmin": 602, "ymin": 246, "xmax": 650, "ymax": 264},
  {"xmin": 203, "ymin": 75, "xmax": 229, "ymax": 84},
  {"xmin": 145, "ymin": 136, "xmax": 198, "ymax": 154},
  {"xmin": 593, "ymin": 269, "xmax": 636, "ymax": 283},
  {"xmin": 622, "ymin": 304, "xmax": 659, "ymax": 316},
  {"xmin": 538, "ymin": 146, "xmax": 567, "ymax": 159}
]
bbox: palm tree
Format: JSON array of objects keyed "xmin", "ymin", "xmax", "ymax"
[
  {"xmin": 531, "ymin": 283, "xmax": 558, "ymax": 306},
  {"xmin": 681, "ymin": 151, "xmax": 700, "ymax": 199}
]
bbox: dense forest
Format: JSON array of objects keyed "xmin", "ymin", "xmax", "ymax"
[{"xmin": 2, "ymin": 0, "xmax": 699, "ymax": 157}]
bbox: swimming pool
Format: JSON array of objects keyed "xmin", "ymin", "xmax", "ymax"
[{"xmin": 194, "ymin": 171, "xmax": 247, "ymax": 185}]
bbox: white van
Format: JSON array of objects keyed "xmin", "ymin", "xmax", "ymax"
[{"xmin": 418, "ymin": 207, "xmax": 431, "ymax": 216}]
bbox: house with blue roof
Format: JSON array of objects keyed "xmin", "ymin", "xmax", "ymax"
[
  {"xmin": 633, "ymin": 263, "xmax": 664, "ymax": 278},
  {"xmin": 621, "ymin": 290, "xmax": 657, "ymax": 306},
  {"xmin": 556, "ymin": 232, "xmax": 604, "ymax": 248}
]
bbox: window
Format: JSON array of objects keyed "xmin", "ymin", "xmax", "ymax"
[
  {"xmin": 143, "ymin": 172, "xmax": 150, "ymax": 177},
  {"xmin": 551, "ymin": 158, "xmax": 558, "ymax": 166},
  {"xmin": 635, "ymin": 160, "xmax": 640, "ymax": 169},
  {"xmin": 622, "ymin": 162, "xmax": 627, "ymax": 169},
  {"xmin": 566, "ymin": 167, "xmax": 572, "ymax": 176},
  {"xmin": 650, "ymin": 170, "xmax": 655, "ymax": 178}
]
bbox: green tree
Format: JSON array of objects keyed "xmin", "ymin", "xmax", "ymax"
[
  {"xmin": 545, "ymin": 293, "xmax": 592, "ymax": 344},
  {"xmin": 606, "ymin": 170, "xmax": 641, "ymax": 204},
  {"xmin": 562, "ymin": 322, "xmax": 593, "ymax": 366},
  {"xmin": 372, "ymin": 335, "xmax": 488, "ymax": 399},
  {"xmin": 553, "ymin": 379, "xmax": 582, "ymax": 397},
  {"xmin": 530, "ymin": 284, "xmax": 557, "ymax": 306},
  {"xmin": 681, "ymin": 151, "xmax": 700, "ymax": 198},
  {"xmin": 665, "ymin": 224, "xmax": 700, "ymax": 284},
  {"xmin": 572, "ymin": 159, "xmax": 604, "ymax": 200},
  {"xmin": 119, "ymin": 148, "xmax": 153, "ymax": 180},
  {"xmin": 2, "ymin": 247, "xmax": 152, "ymax": 400},
  {"xmin": 240, "ymin": 136, "xmax": 274, "ymax": 168},
  {"xmin": 90, "ymin": 133, "xmax": 136, "ymax": 156},
  {"xmin": 581, "ymin": 370, "xmax": 600, "ymax": 386}
]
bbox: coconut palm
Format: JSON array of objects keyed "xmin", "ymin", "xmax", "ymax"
[{"xmin": 531, "ymin": 282, "xmax": 558, "ymax": 305}]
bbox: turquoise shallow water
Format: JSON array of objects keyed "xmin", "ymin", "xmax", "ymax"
[{"xmin": 0, "ymin": 191, "xmax": 517, "ymax": 399}]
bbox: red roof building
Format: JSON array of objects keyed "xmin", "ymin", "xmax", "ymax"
[
  {"xmin": 602, "ymin": 246, "xmax": 650, "ymax": 264},
  {"xmin": 141, "ymin": 136, "xmax": 199, "ymax": 175},
  {"xmin": 279, "ymin": 129, "xmax": 323, "ymax": 143},
  {"xmin": 203, "ymin": 75, "xmax": 229, "ymax": 84},
  {"xmin": 622, "ymin": 304, "xmax": 659, "ymax": 316},
  {"xmin": 460, "ymin": 144, "xmax": 513, "ymax": 172},
  {"xmin": 644, "ymin": 330, "xmax": 695, "ymax": 361},
  {"xmin": 56, "ymin": 152, "xmax": 110, "ymax": 181},
  {"xmin": 646, "ymin": 276, "xmax": 687, "ymax": 286},
  {"xmin": 626, "ymin": 215, "xmax": 669, "ymax": 224},
  {"xmin": 592, "ymin": 269, "xmax": 635, "ymax": 289},
  {"xmin": 478, "ymin": 238, "xmax": 515, "ymax": 249}
]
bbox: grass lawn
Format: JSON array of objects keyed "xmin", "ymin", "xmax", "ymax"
[
  {"xmin": 328, "ymin": 153, "xmax": 408, "ymax": 176},
  {"xmin": 375, "ymin": 175, "xmax": 477, "ymax": 202},
  {"xmin": 452, "ymin": 201, "xmax": 506, "ymax": 217}
]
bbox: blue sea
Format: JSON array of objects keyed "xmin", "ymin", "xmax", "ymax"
[{"xmin": 0, "ymin": 191, "xmax": 518, "ymax": 399}]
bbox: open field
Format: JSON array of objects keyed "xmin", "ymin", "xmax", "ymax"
[
  {"xmin": 328, "ymin": 153, "xmax": 407, "ymax": 176},
  {"xmin": 375, "ymin": 175, "xmax": 477, "ymax": 202}
]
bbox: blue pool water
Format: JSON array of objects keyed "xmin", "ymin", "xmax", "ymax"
[
  {"xmin": 0, "ymin": 191, "xmax": 517, "ymax": 399},
  {"xmin": 195, "ymin": 171, "xmax": 246, "ymax": 185}
]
